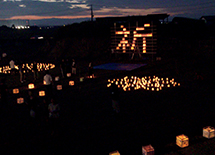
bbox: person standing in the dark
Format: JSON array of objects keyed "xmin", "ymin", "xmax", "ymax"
[
  {"xmin": 71, "ymin": 59, "xmax": 76, "ymax": 75},
  {"xmin": 32, "ymin": 61, "xmax": 38, "ymax": 81},
  {"xmin": 26, "ymin": 90, "xmax": 37, "ymax": 119},
  {"xmin": 43, "ymin": 70, "xmax": 53, "ymax": 102},
  {"xmin": 60, "ymin": 59, "xmax": 66, "ymax": 78},
  {"xmin": 65, "ymin": 58, "xmax": 71, "ymax": 75},
  {"xmin": 111, "ymin": 83, "xmax": 120, "ymax": 114}
]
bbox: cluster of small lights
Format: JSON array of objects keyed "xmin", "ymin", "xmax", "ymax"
[
  {"xmin": 0, "ymin": 63, "xmax": 55, "ymax": 74},
  {"xmin": 107, "ymin": 76, "xmax": 180, "ymax": 91},
  {"xmin": 14, "ymin": 26, "xmax": 30, "ymax": 29}
]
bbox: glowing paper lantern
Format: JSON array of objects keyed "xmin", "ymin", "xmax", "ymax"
[
  {"xmin": 55, "ymin": 76, "xmax": 60, "ymax": 81},
  {"xmin": 176, "ymin": 134, "xmax": 189, "ymax": 148},
  {"xmin": 80, "ymin": 77, "xmax": 84, "ymax": 82},
  {"xmin": 69, "ymin": 81, "xmax": 74, "ymax": 86},
  {"xmin": 43, "ymin": 80, "xmax": 46, "ymax": 85},
  {"xmin": 142, "ymin": 145, "xmax": 154, "ymax": 155},
  {"xmin": 39, "ymin": 91, "xmax": 45, "ymax": 96},
  {"xmin": 109, "ymin": 150, "xmax": 120, "ymax": 155},
  {"xmin": 17, "ymin": 98, "xmax": 24, "ymax": 104},
  {"xmin": 203, "ymin": 126, "xmax": 215, "ymax": 139},
  {"xmin": 67, "ymin": 73, "xmax": 71, "ymax": 77},
  {"xmin": 57, "ymin": 85, "xmax": 62, "ymax": 90},
  {"xmin": 13, "ymin": 88, "xmax": 19, "ymax": 94},
  {"xmin": 28, "ymin": 83, "xmax": 35, "ymax": 89}
]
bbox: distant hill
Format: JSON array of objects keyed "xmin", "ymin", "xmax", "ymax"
[{"xmin": 29, "ymin": 18, "xmax": 91, "ymax": 27}]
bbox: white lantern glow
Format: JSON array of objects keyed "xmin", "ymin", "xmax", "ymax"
[{"xmin": 28, "ymin": 83, "xmax": 35, "ymax": 89}]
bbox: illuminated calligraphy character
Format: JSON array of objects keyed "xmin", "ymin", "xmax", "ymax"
[{"xmin": 115, "ymin": 25, "xmax": 130, "ymax": 53}]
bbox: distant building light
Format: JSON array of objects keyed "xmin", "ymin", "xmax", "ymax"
[{"xmin": 38, "ymin": 36, "xmax": 44, "ymax": 39}]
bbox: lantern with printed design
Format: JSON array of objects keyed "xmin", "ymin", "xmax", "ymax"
[
  {"xmin": 69, "ymin": 81, "xmax": 74, "ymax": 86},
  {"xmin": 28, "ymin": 83, "xmax": 35, "ymax": 89},
  {"xmin": 142, "ymin": 144, "xmax": 154, "ymax": 155},
  {"xmin": 13, "ymin": 88, "xmax": 19, "ymax": 94},
  {"xmin": 203, "ymin": 126, "xmax": 215, "ymax": 139},
  {"xmin": 17, "ymin": 97, "xmax": 24, "ymax": 104},
  {"xmin": 39, "ymin": 91, "xmax": 45, "ymax": 96},
  {"xmin": 176, "ymin": 134, "xmax": 189, "ymax": 148},
  {"xmin": 57, "ymin": 85, "xmax": 62, "ymax": 90}
]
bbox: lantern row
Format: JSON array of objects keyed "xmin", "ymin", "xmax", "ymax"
[
  {"xmin": 107, "ymin": 76, "xmax": 180, "ymax": 91},
  {"xmin": 110, "ymin": 126, "xmax": 215, "ymax": 154},
  {"xmin": 15, "ymin": 80, "xmax": 75, "ymax": 104},
  {"xmin": 0, "ymin": 63, "xmax": 55, "ymax": 74}
]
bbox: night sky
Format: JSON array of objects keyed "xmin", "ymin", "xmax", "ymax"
[{"xmin": 0, "ymin": 0, "xmax": 215, "ymax": 25}]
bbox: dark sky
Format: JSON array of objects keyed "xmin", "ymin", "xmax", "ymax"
[{"xmin": 0, "ymin": 0, "xmax": 214, "ymax": 25}]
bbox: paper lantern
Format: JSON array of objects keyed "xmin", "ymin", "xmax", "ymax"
[
  {"xmin": 67, "ymin": 73, "xmax": 71, "ymax": 77},
  {"xmin": 176, "ymin": 134, "xmax": 189, "ymax": 148},
  {"xmin": 39, "ymin": 91, "xmax": 45, "ymax": 96},
  {"xmin": 203, "ymin": 126, "xmax": 215, "ymax": 139},
  {"xmin": 13, "ymin": 88, "xmax": 19, "ymax": 94},
  {"xmin": 69, "ymin": 81, "xmax": 74, "ymax": 86},
  {"xmin": 80, "ymin": 77, "xmax": 84, "ymax": 82},
  {"xmin": 43, "ymin": 80, "xmax": 46, "ymax": 85},
  {"xmin": 28, "ymin": 83, "xmax": 35, "ymax": 89},
  {"xmin": 57, "ymin": 85, "xmax": 62, "ymax": 90},
  {"xmin": 142, "ymin": 144, "xmax": 154, "ymax": 155},
  {"xmin": 55, "ymin": 76, "xmax": 60, "ymax": 81},
  {"xmin": 109, "ymin": 150, "xmax": 120, "ymax": 155},
  {"xmin": 17, "ymin": 97, "xmax": 24, "ymax": 104}
]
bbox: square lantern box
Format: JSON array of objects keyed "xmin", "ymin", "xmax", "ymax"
[
  {"xmin": 39, "ymin": 91, "xmax": 45, "ymax": 96},
  {"xmin": 17, "ymin": 97, "xmax": 24, "ymax": 104},
  {"xmin": 55, "ymin": 76, "xmax": 60, "ymax": 81},
  {"xmin": 142, "ymin": 144, "xmax": 154, "ymax": 155},
  {"xmin": 80, "ymin": 77, "xmax": 84, "ymax": 82},
  {"xmin": 57, "ymin": 85, "xmax": 62, "ymax": 90},
  {"xmin": 69, "ymin": 81, "xmax": 74, "ymax": 86},
  {"xmin": 67, "ymin": 73, "xmax": 71, "ymax": 77},
  {"xmin": 13, "ymin": 88, "xmax": 19, "ymax": 94},
  {"xmin": 28, "ymin": 83, "xmax": 35, "ymax": 89},
  {"xmin": 109, "ymin": 150, "xmax": 120, "ymax": 155},
  {"xmin": 203, "ymin": 126, "xmax": 215, "ymax": 139},
  {"xmin": 176, "ymin": 134, "xmax": 189, "ymax": 148}
]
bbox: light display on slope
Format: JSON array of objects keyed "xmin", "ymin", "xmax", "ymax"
[
  {"xmin": 0, "ymin": 63, "xmax": 55, "ymax": 74},
  {"xmin": 107, "ymin": 76, "xmax": 180, "ymax": 91}
]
